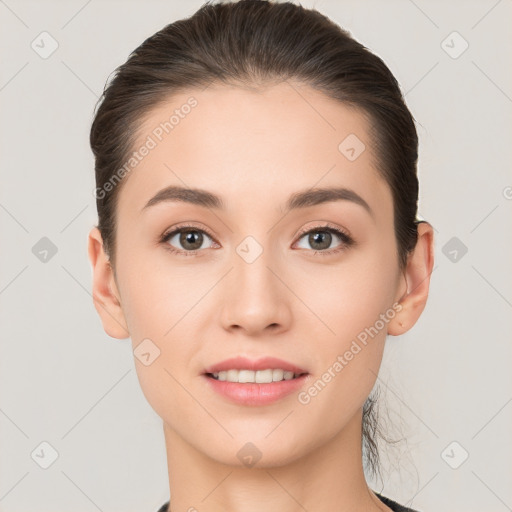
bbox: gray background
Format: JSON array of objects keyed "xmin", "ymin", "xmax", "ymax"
[{"xmin": 1, "ymin": 0, "xmax": 511, "ymax": 511}]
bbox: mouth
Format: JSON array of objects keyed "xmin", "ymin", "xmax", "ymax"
[
  {"xmin": 202, "ymin": 368, "xmax": 310, "ymax": 406},
  {"xmin": 205, "ymin": 369, "xmax": 309, "ymax": 383},
  {"xmin": 202, "ymin": 356, "xmax": 310, "ymax": 405},
  {"xmin": 203, "ymin": 355, "xmax": 308, "ymax": 379}
]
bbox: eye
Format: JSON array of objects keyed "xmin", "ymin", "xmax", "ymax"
[
  {"xmin": 160, "ymin": 222, "xmax": 354, "ymax": 257},
  {"xmin": 294, "ymin": 224, "xmax": 354, "ymax": 255},
  {"xmin": 160, "ymin": 224, "xmax": 217, "ymax": 256}
]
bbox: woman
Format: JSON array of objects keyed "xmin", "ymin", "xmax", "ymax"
[{"xmin": 87, "ymin": 1, "xmax": 434, "ymax": 511}]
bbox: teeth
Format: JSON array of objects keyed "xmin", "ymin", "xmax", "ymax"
[{"xmin": 211, "ymin": 369, "xmax": 300, "ymax": 383}]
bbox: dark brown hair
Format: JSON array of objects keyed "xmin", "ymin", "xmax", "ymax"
[{"xmin": 90, "ymin": 0, "xmax": 420, "ymax": 481}]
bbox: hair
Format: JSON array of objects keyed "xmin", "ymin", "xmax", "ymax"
[{"xmin": 90, "ymin": 0, "xmax": 420, "ymax": 482}]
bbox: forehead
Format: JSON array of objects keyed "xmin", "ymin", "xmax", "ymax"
[{"xmin": 118, "ymin": 81, "xmax": 392, "ymax": 218}]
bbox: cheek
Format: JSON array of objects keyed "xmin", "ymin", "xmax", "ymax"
[
  {"xmin": 115, "ymin": 251, "xmax": 207, "ymax": 386},
  {"xmin": 291, "ymin": 233, "xmax": 399, "ymax": 401},
  {"xmin": 114, "ymin": 245, "xmax": 188, "ymax": 339},
  {"xmin": 115, "ymin": 255, "xmax": 203, "ymax": 418},
  {"xmin": 296, "ymin": 239, "xmax": 399, "ymax": 340},
  {"xmin": 292, "ymin": 256, "xmax": 397, "ymax": 433}
]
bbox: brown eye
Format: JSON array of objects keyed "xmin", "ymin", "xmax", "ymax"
[
  {"xmin": 162, "ymin": 227, "xmax": 215, "ymax": 254},
  {"xmin": 295, "ymin": 225, "xmax": 354, "ymax": 254},
  {"xmin": 306, "ymin": 231, "xmax": 332, "ymax": 251}
]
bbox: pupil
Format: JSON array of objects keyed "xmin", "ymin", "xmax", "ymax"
[
  {"xmin": 310, "ymin": 231, "xmax": 331, "ymax": 250},
  {"xmin": 181, "ymin": 230, "xmax": 202, "ymax": 250}
]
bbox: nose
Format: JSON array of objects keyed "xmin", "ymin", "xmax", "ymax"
[{"xmin": 219, "ymin": 245, "xmax": 292, "ymax": 336}]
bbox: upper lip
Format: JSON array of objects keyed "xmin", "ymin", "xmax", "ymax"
[{"xmin": 204, "ymin": 356, "xmax": 308, "ymax": 375}]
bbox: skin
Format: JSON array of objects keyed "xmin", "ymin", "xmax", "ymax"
[{"xmin": 88, "ymin": 81, "xmax": 434, "ymax": 512}]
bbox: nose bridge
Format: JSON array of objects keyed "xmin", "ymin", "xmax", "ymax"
[
  {"xmin": 219, "ymin": 232, "xmax": 290, "ymax": 333},
  {"xmin": 233, "ymin": 232, "xmax": 280, "ymax": 302}
]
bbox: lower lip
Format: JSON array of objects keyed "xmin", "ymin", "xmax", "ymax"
[{"xmin": 202, "ymin": 373, "xmax": 309, "ymax": 406}]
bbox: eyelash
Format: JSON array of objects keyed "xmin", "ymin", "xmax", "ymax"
[{"xmin": 159, "ymin": 222, "xmax": 355, "ymax": 257}]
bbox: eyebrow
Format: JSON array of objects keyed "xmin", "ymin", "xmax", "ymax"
[{"xmin": 142, "ymin": 185, "xmax": 373, "ymax": 217}]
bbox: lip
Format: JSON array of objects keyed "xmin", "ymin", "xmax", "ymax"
[
  {"xmin": 202, "ymin": 373, "xmax": 310, "ymax": 406},
  {"xmin": 203, "ymin": 356, "xmax": 308, "ymax": 375},
  {"xmin": 202, "ymin": 356, "xmax": 310, "ymax": 407}
]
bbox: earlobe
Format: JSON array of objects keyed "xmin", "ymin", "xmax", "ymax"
[
  {"xmin": 388, "ymin": 222, "xmax": 435, "ymax": 336},
  {"xmin": 87, "ymin": 227, "xmax": 130, "ymax": 339}
]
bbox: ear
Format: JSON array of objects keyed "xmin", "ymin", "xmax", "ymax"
[
  {"xmin": 388, "ymin": 221, "xmax": 435, "ymax": 336},
  {"xmin": 87, "ymin": 227, "xmax": 130, "ymax": 339}
]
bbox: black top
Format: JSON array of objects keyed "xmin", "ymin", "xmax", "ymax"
[
  {"xmin": 376, "ymin": 492, "xmax": 420, "ymax": 511},
  {"xmin": 156, "ymin": 492, "xmax": 419, "ymax": 512}
]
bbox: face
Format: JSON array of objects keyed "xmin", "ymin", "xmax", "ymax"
[{"xmin": 93, "ymin": 81, "xmax": 411, "ymax": 467}]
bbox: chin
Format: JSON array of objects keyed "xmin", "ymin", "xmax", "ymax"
[{"xmin": 201, "ymin": 435, "xmax": 308, "ymax": 469}]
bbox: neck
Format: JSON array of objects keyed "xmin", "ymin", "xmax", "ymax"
[{"xmin": 163, "ymin": 409, "xmax": 390, "ymax": 512}]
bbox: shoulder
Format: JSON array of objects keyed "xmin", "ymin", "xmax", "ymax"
[{"xmin": 375, "ymin": 492, "xmax": 421, "ymax": 512}]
